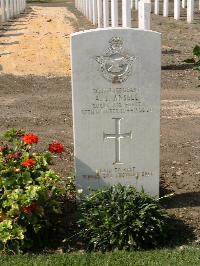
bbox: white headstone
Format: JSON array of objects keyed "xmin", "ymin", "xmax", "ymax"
[
  {"xmin": 80, "ymin": 0, "xmax": 82, "ymax": 11},
  {"xmin": 174, "ymin": 0, "xmax": 180, "ymax": 20},
  {"xmin": 103, "ymin": 0, "xmax": 109, "ymax": 27},
  {"xmin": 182, "ymin": 0, "xmax": 186, "ymax": 8},
  {"xmin": 187, "ymin": 0, "xmax": 194, "ymax": 23},
  {"xmin": 10, "ymin": 0, "xmax": 14, "ymax": 17},
  {"xmin": 163, "ymin": 0, "xmax": 169, "ymax": 17},
  {"xmin": 16, "ymin": 0, "xmax": 19, "ymax": 15},
  {"xmin": 71, "ymin": 28, "xmax": 161, "ymax": 196},
  {"xmin": 83, "ymin": 0, "xmax": 86, "ymax": 15},
  {"xmin": 13, "ymin": 0, "xmax": 17, "ymax": 16},
  {"xmin": 111, "ymin": 0, "xmax": 118, "ymax": 27},
  {"xmin": 154, "ymin": 0, "xmax": 159, "ymax": 14},
  {"xmin": 82, "ymin": 0, "xmax": 85, "ymax": 13},
  {"xmin": 5, "ymin": 0, "xmax": 10, "ymax": 19},
  {"xmin": 131, "ymin": 0, "xmax": 134, "ymax": 8},
  {"xmin": 135, "ymin": 0, "xmax": 138, "ymax": 10},
  {"xmin": 122, "ymin": 0, "xmax": 132, "ymax": 27},
  {"xmin": 1, "ymin": 0, "xmax": 6, "ymax": 21},
  {"xmin": 19, "ymin": 0, "xmax": 22, "ymax": 12},
  {"xmin": 92, "ymin": 0, "xmax": 97, "ymax": 24},
  {"xmin": 80, "ymin": 0, "xmax": 82, "ymax": 12},
  {"xmin": 89, "ymin": 0, "xmax": 93, "ymax": 21},
  {"xmin": 138, "ymin": 0, "xmax": 151, "ymax": 30},
  {"xmin": 86, "ymin": 0, "xmax": 89, "ymax": 18},
  {"xmin": 97, "ymin": 0, "xmax": 103, "ymax": 27}
]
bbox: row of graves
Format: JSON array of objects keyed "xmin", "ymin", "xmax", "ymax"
[
  {"xmin": 75, "ymin": 0, "xmax": 200, "ymax": 27},
  {"xmin": 0, "ymin": 0, "xmax": 26, "ymax": 22},
  {"xmin": 71, "ymin": 1, "xmax": 161, "ymax": 196}
]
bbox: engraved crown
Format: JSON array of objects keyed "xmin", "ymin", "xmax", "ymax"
[{"xmin": 109, "ymin": 37, "xmax": 123, "ymax": 50}]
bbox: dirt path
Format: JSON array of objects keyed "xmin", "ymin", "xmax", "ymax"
[{"xmin": 0, "ymin": 4, "xmax": 77, "ymax": 76}]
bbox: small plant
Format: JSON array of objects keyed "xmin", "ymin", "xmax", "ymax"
[
  {"xmin": 184, "ymin": 45, "xmax": 200, "ymax": 86},
  {"xmin": 78, "ymin": 184, "xmax": 169, "ymax": 251},
  {"xmin": 0, "ymin": 128, "xmax": 74, "ymax": 254}
]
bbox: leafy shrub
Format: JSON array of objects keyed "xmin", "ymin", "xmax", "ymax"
[
  {"xmin": 78, "ymin": 184, "xmax": 169, "ymax": 251},
  {"xmin": 184, "ymin": 45, "xmax": 200, "ymax": 86},
  {"xmin": 0, "ymin": 128, "xmax": 74, "ymax": 254}
]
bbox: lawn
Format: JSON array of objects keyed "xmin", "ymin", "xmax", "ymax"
[{"xmin": 0, "ymin": 249, "xmax": 200, "ymax": 266}]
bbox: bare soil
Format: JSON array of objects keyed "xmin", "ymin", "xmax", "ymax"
[{"xmin": 0, "ymin": 0, "xmax": 200, "ymax": 246}]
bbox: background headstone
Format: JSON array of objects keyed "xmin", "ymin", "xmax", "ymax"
[{"xmin": 71, "ymin": 28, "xmax": 161, "ymax": 196}]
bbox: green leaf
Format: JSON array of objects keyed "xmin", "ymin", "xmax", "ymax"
[
  {"xmin": 22, "ymin": 171, "xmax": 32, "ymax": 184},
  {"xmin": 193, "ymin": 45, "xmax": 200, "ymax": 57},
  {"xmin": 194, "ymin": 65, "xmax": 200, "ymax": 71},
  {"xmin": 3, "ymin": 128, "xmax": 18, "ymax": 142}
]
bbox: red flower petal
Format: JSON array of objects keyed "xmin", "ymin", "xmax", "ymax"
[
  {"xmin": 22, "ymin": 202, "xmax": 38, "ymax": 213},
  {"xmin": 22, "ymin": 159, "xmax": 36, "ymax": 168},
  {"xmin": 49, "ymin": 143, "xmax": 65, "ymax": 154},
  {"xmin": 22, "ymin": 133, "xmax": 39, "ymax": 145}
]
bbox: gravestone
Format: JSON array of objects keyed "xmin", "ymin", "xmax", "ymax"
[{"xmin": 71, "ymin": 28, "xmax": 161, "ymax": 196}]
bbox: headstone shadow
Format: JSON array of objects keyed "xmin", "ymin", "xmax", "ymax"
[
  {"xmin": 160, "ymin": 187, "xmax": 196, "ymax": 247},
  {"xmin": 0, "ymin": 6, "xmax": 35, "ymax": 30},
  {"xmin": 0, "ymin": 27, "xmax": 27, "ymax": 31},
  {"xmin": 162, "ymin": 49, "xmax": 181, "ymax": 55},
  {"xmin": 0, "ymin": 41, "xmax": 19, "ymax": 46},
  {"xmin": 161, "ymin": 191, "xmax": 200, "ymax": 209},
  {"xmin": 2, "ymin": 23, "xmax": 27, "ymax": 26},
  {"xmin": 0, "ymin": 52, "xmax": 12, "ymax": 56},
  {"xmin": 7, "ymin": 19, "xmax": 27, "ymax": 23},
  {"xmin": 0, "ymin": 32, "xmax": 24, "ymax": 37},
  {"xmin": 166, "ymin": 215, "xmax": 196, "ymax": 247},
  {"xmin": 75, "ymin": 158, "xmax": 107, "ymax": 193},
  {"xmin": 162, "ymin": 63, "xmax": 194, "ymax": 70}
]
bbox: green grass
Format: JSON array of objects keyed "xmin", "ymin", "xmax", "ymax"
[{"xmin": 0, "ymin": 249, "xmax": 200, "ymax": 266}]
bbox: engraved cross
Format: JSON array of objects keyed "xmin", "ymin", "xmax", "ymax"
[{"xmin": 103, "ymin": 118, "xmax": 132, "ymax": 164}]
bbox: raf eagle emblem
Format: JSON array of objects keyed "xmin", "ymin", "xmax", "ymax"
[{"xmin": 96, "ymin": 37, "xmax": 135, "ymax": 84}]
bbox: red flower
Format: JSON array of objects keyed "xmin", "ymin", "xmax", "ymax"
[
  {"xmin": 22, "ymin": 202, "xmax": 38, "ymax": 213},
  {"xmin": 49, "ymin": 143, "xmax": 64, "ymax": 154},
  {"xmin": 22, "ymin": 133, "xmax": 39, "ymax": 145},
  {"xmin": 22, "ymin": 158, "xmax": 36, "ymax": 168}
]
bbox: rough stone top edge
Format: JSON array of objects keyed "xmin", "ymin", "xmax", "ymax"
[{"xmin": 70, "ymin": 27, "xmax": 161, "ymax": 38}]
